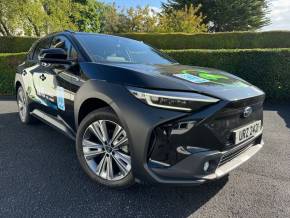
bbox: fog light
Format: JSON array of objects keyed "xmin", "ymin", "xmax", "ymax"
[{"xmin": 203, "ymin": 161, "xmax": 210, "ymax": 172}]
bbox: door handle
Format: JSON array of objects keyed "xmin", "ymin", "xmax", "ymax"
[{"xmin": 39, "ymin": 74, "xmax": 46, "ymax": 81}]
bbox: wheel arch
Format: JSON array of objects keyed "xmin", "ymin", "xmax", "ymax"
[
  {"xmin": 14, "ymin": 72, "xmax": 25, "ymax": 95},
  {"xmin": 74, "ymin": 80, "xmax": 123, "ymax": 129},
  {"xmin": 15, "ymin": 81, "xmax": 22, "ymax": 93},
  {"xmin": 77, "ymin": 98, "xmax": 112, "ymax": 126},
  {"xmin": 15, "ymin": 81, "xmax": 22, "ymax": 89}
]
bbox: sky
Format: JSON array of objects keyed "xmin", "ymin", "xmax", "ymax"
[
  {"xmin": 263, "ymin": 0, "xmax": 290, "ymax": 30},
  {"xmin": 101, "ymin": 0, "xmax": 290, "ymax": 31}
]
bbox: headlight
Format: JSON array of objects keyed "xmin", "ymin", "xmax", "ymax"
[{"xmin": 128, "ymin": 87, "xmax": 219, "ymax": 112}]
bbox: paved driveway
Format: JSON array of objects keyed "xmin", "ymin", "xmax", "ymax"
[{"xmin": 0, "ymin": 99, "xmax": 289, "ymax": 218}]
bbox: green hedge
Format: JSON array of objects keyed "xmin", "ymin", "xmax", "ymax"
[
  {"xmin": 121, "ymin": 31, "xmax": 290, "ymax": 50},
  {"xmin": 0, "ymin": 36, "xmax": 37, "ymax": 53},
  {"xmin": 1, "ymin": 49, "xmax": 290, "ymax": 100},
  {"xmin": 1, "ymin": 31, "xmax": 290, "ymax": 53},
  {"xmin": 0, "ymin": 53, "xmax": 26, "ymax": 95},
  {"xmin": 164, "ymin": 48, "xmax": 290, "ymax": 100}
]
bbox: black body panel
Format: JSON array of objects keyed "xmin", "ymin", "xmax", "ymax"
[{"xmin": 80, "ymin": 62, "xmax": 264, "ymax": 101}]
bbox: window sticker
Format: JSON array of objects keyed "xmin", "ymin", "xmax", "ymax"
[
  {"xmin": 56, "ymin": 87, "xmax": 65, "ymax": 111},
  {"xmin": 174, "ymin": 73, "xmax": 210, "ymax": 84}
]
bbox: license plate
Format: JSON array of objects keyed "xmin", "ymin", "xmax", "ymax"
[{"xmin": 234, "ymin": 120, "xmax": 262, "ymax": 145}]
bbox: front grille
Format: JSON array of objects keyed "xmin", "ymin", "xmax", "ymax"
[
  {"xmin": 148, "ymin": 95, "xmax": 265, "ymax": 166},
  {"xmin": 205, "ymin": 96, "xmax": 264, "ymax": 149},
  {"xmin": 218, "ymin": 140, "xmax": 254, "ymax": 166}
]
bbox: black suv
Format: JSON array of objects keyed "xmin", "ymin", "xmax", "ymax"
[{"xmin": 15, "ymin": 31, "xmax": 265, "ymax": 188}]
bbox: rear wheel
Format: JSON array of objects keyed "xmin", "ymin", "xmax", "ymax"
[
  {"xmin": 16, "ymin": 86, "xmax": 36, "ymax": 124},
  {"xmin": 76, "ymin": 107, "xmax": 135, "ymax": 188}
]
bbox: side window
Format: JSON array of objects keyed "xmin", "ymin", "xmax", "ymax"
[
  {"xmin": 70, "ymin": 46, "xmax": 78, "ymax": 60},
  {"xmin": 51, "ymin": 36, "xmax": 78, "ymax": 60},
  {"xmin": 27, "ymin": 45, "xmax": 35, "ymax": 60},
  {"xmin": 32, "ymin": 38, "xmax": 51, "ymax": 61}
]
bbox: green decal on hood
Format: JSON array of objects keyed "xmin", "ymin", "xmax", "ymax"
[
  {"xmin": 177, "ymin": 69, "xmax": 249, "ymax": 88},
  {"xmin": 198, "ymin": 71, "xmax": 229, "ymax": 81}
]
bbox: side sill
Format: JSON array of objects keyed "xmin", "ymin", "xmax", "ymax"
[{"xmin": 31, "ymin": 109, "xmax": 76, "ymax": 140}]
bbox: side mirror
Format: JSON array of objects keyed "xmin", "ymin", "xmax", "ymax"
[{"xmin": 39, "ymin": 48, "xmax": 71, "ymax": 65}]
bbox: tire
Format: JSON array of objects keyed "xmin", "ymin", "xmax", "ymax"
[
  {"xmin": 76, "ymin": 107, "xmax": 135, "ymax": 189},
  {"xmin": 16, "ymin": 86, "xmax": 37, "ymax": 124}
]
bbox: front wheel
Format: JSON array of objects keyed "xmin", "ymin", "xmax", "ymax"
[
  {"xmin": 16, "ymin": 86, "xmax": 36, "ymax": 124},
  {"xmin": 76, "ymin": 107, "xmax": 135, "ymax": 188}
]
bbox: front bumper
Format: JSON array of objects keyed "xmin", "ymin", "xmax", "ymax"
[
  {"xmin": 148, "ymin": 133, "xmax": 263, "ymax": 185},
  {"xmin": 205, "ymin": 142, "xmax": 263, "ymax": 180},
  {"xmin": 106, "ymin": 84, "xmax": 265, "ymax": 185}
]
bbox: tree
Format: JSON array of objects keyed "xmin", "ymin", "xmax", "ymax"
[
  {"xmin": 100, "ymin": 3, "xmax": 121, "ymax": 33},
  {"xmin": 0, "ymin": 0, "xmax": 106, "ymax": 36},
  {"xmin": 101, "ymin": 4, "xmax": 206, "ymax": 34},
  {"xmin": 158, "ymin": 4, "xmax": 207, "ymax": 33},
  {"xmin": 16, "ymin": 0, "xmax": 80, "ymax": 36},
  {"xmin": 0, "ymin": 0, "xmax": 21, "ymax": 36},
  {"xmin": 70, "ymin": 0, "xmax": 105, "ymax": 32},
  {"xmin": 101, "ymin": 5, "xmax": 158, "ymax": 33},
  {"xmin": 162, "ymin": 0, "xmax": 270, "ymax": 32},
  {"xmin": 20, "ymin": 0, "xmax": 50, "ymax": 36},
  {"xmin": 42, "ymin": 0, "xmax": 77, "ymax": 34},
  {"xmin": 125, "ymin": 6, "xmax": 158, "ymax": 32}
]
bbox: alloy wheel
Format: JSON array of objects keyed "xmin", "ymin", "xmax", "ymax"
[
  {"xmin": 17, "ymin": 88, "xmax": 27, "ymax": 122},
  {"xmin": 82, "ymin": 120, "xmax": 131, "ymax": 181}
]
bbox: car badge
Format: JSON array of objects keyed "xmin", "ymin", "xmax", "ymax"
[{"xmin": 243, "ymin": 106, "xmax": 253, "ymax": 118}]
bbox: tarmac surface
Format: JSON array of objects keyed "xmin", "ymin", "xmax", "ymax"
[{"xmin": 0, "ymin": 99, "xmax": 289, "ymax": 217}]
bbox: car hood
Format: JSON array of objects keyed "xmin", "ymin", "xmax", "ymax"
[{"xmin": 80, "ymin": 62, "xmax": 264, "ymax": 101}]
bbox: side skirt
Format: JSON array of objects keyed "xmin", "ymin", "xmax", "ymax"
[{"xmin": 31, "ymin": 109, "xmax": 76, "ymax": 140}]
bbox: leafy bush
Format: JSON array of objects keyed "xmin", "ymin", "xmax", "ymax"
[
  {"xmin": 1, "ymin": 34, "xmax": 290, "ymax": 101},
  {"xmin": 2, "ymin": 31, "xmax": 290, "ymax": 53},
  {"xmin": 0, "ymin": 37, "xmax": 37, "ymax": 53},
  {"xmin": 164, "ymin": 48, "xmax": 290, "ymax": 100},
  {"xmin": 0, "ymin": 53, "xmax": 26, "ymax": 95},
  {"xmin": 121, "ymin": 31, "xmax": 290, "ymax": 50}
]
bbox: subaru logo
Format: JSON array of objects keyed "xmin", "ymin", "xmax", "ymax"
[{"xmin": 243, "ymin": 106, "xmax": 253, "ymax": 118}]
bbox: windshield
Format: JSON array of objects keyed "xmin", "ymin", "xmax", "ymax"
[{"xmin": 75, "ymin": 34, "xmax": 177, "ymax": 65}]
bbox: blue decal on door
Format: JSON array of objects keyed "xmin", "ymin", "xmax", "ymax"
[{"xmin": 56, "ymin": 87, "xmax": 65, "ymax": 111}]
